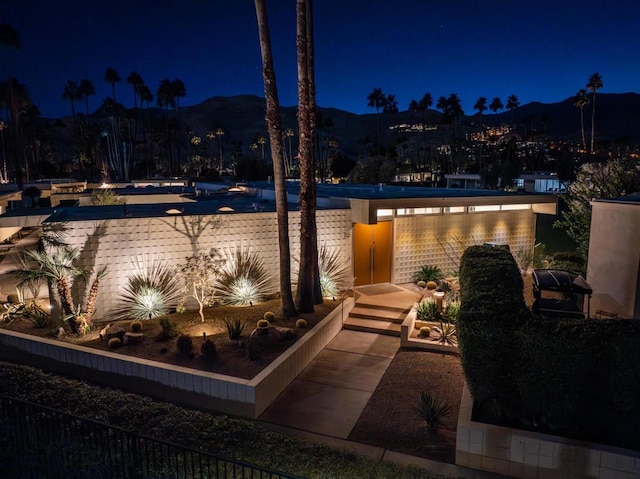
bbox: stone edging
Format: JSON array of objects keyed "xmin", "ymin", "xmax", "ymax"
[{"xmin": 400, "ymin": 304, "xmax": 460, "ymax": 355}]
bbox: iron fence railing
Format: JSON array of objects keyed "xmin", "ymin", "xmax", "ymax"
[{"xmin": 0, "ymin": 394, "xmax": 305, "ymax": 479}]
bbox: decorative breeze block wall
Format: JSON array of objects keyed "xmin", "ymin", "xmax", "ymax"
[
  {"xmin": 393, "ymin": 210, "xmax": 536, "ymax": 283},
  {"xmin": 58, "ymin": 208, "xmax": 351, "ymax": 321}
]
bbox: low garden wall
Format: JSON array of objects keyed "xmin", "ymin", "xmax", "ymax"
[
  {"xmin": 456, "ymin": 384, "xmax": 640, "ymax": 479},
  {"xmin": 0, "ymin": 298, "xmax": 354, "ymax": 419},
  {"xmin": 400, "ymin": 305, "xmax": 459, "ymax": 355}
]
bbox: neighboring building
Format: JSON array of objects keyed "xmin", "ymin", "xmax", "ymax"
[
  {"xmin": 446, "ymin": 172, "xmax": 566, "ymax": 193},
  {"xmin": 587, "ymin": 193, "xmax": 640, "ymax": 319}
]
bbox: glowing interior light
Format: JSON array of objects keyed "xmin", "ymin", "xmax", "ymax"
[{"xmin": 501, "ymin": 203, "xmax": 531, "ymax": 211}]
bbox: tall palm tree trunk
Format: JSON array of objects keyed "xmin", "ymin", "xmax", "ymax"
[
  {"xmin": 254, "ymin": 0, "xmax": 297, "ymax": 317},
  {"xmin": 580, "ymin": 106, "xmax": 586, "ymax": 152},
  {"xmin": 295, "ymin": 0, "xmax": 320, "ymax": 312}
]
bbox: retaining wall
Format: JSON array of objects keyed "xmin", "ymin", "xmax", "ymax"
[{"xmin": 0, "ymin": 298, "xmax": 353, "ymax": 418}]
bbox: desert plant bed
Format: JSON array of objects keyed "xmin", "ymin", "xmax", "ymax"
[{"xmin": 0, "ymin": 299, "xmax": 340, "ymax": 380}]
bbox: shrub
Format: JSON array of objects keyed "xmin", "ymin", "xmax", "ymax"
[
  {"xmin": 22, "ymin": 302, "xmax": 49, "ymax": 328},
  {"xmin": 443, "ymin": 300, "xmax": 460, "ymax": 324},
  {"xmin": 419, "ymin": 326, "xmax": 431, "ymax": 337},
  {"xmin": 108, "ymin": 337, "xmax": 121, "ymax": 349},
  {"xmin": 6, "ymin": 293, "xmax": 20, "ymax": 304},
  {"xmin": 156, "ymin": 317, "xmax": 179, "ymax": 341},
  {"xmin": 263, "ymin": 311, "xmax": 275, "ymax": 322},
  {"xmin": 130, "ymin": 320, "xmax": 143, "ymax": 332},
  {"xmin": 257, "ymin": 319, "xmax": 269, "ymax": 329},
  {"xmin": 176, "ymin": 334, "xmax": 193, "ymax": 354},
  {"xmin": 412, "ymin": 391, "xmax": 452, "ymax": 429},
  {"xmin": 416, "ymin": 299, "xmax": 440, "ymax": 321},
  {"xmin": 200, "ymin": 339, "xmax": 217, "ymax": 359},
  {"xmin": 224, "ymin": 317, "xmax": 245, "ymax": 340},
  {"xmin": 412, "ymin": 265, "xmax": 443, "ymax": 283},
  {"xmin": 295, "ymin": 318, "xmax": 307, "ymax": 329}
]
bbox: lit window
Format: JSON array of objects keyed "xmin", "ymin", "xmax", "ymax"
[
  {"xmin": 444, "ymin": 206, "xmax": 466, "ymax": 214},
  {"xmin": 501, "ymin": 204, "xmax": 531, "ymax": 211},
  {"xmin": 469, "ymin": 205, "xmax": 500, "ymax": 212},
  {"xmin": 376, "ymin": 209, "xmax": 394, "ymax": 219}
]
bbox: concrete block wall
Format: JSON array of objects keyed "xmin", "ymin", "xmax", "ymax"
[
  {"xmin": 456, "ymin": 384, "xmax": 640, "ymax": 479},
  {"xmin": 56, "ymin": 208, "xmax": 351, "ymax": 321},
  {"xmin": 394, "ymin": 210, "xmax": 535, "ymax": 283}
]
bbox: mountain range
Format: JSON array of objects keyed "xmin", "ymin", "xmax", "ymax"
[{"xmin": 170, "ymin": 92, "xmax": 640, "ymax": 156}]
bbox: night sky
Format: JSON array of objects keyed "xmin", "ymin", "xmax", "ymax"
[{"xmin": 3, "ymin": 0, "xmax": 639, "ymax": 119}]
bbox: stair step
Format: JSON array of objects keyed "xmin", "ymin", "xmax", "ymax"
[
  {"xmin": 353, "ymin": 300, "xmax": 413, "ymax": 314},
  {"xmin": 343, "ymin": 317, "xmax": 401, "ymax": 337},
  {"xmin": 349, "ymin": 306, "xmax": 407, "ymax": 323}
]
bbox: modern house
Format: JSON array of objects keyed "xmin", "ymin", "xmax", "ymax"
[
  {"xmin": 28, "ymin": 182, "xmax": 557, "ymax": 320},
  {"xmin": 587, "ymin": 193, "xmax": 640, "ymax": 319}
]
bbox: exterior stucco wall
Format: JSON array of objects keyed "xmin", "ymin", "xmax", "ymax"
[
  {"xmin": 587, "ymin": 202, "xmax": 640, "ymax": 318},
  {"xmin": 393, "ymin": 210, "xmax": 536, "ymax": 282},
  {"xmin": 56, "ymin": 208, "xmax": 352, "ymax": 321}
]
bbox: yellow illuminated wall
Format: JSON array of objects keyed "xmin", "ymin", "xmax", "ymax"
[{"xmin": 393, "ymin": 210, "xmax": 536, "ymax": 282}]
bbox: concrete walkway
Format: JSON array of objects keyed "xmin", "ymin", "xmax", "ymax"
[{"xmin": 259, "ymin": 329, "xmax": 399, "ymax": 438}]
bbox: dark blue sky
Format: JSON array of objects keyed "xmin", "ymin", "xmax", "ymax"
[{"xmin": 3, "ymin": 0, "xmax": 639, "ymax": 118}]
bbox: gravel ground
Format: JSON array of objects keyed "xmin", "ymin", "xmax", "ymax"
[{"xmin": 349, "ymin": 349, "xmax": 464, "ymax": 464}]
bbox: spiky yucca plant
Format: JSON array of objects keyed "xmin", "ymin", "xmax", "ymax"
[
  {"xmin": 217, "ymin": 245, "xmax": 271, "ymax": 306},
  {"xmin": 318, "ymin": 245, "xmax": 349, "ymax": 298},
  {"xmin": 412, "ymin": 391, "xmax": 452, "ymax": 429},
  {"xmin": 115, "ymin": 255, "xmax": 182, "ymax": 321}
]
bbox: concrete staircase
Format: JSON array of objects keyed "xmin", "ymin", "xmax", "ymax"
[{"xmin": 343, "ymin": 293, "xmax": 413, "ymax": 337}]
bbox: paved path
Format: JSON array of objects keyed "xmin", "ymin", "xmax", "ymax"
[{"xmin": 259, "ymin": 329, "xmax": 399, "ymax": 439}]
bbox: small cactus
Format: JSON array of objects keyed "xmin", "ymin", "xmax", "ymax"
[
  {"xmin": 108, "ymin": 337, "xmax": 121, "ymax": 349},
  {"xmin": 295, "ymin": 318, "xmax": 307, "ymax": 329},
  {"xmin": 416, "ymin": 280, "xmax": 427, "ymax": 288},
  {"xmin": 257, "ymin": 319, "xmax": 270, "ymax": 329},
  {"xmin": 263, "ymin": 311, "xmax": 276, "ymax": 322},
  {"xmin": 130, "ymin": 320, "xmax": 143, "ymax": 332},
  {"xmin": 419, "ymin": 326, "xmax": 431, "ymax": 337},
  {"xmin": 200, "ymin": 339, "xmax": 217, "ymax": 359},
  {"xmin": 426, "ymin": 281, "xmax": 437, "ymax": 290},
  {"xmin": 176, "ymin": 334, "xmax": 193, "ymax": 354}
]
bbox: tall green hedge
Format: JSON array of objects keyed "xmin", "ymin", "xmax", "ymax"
[{"xmin": 458, "ymin": 245, "xmax": 640, "ymax": 449}]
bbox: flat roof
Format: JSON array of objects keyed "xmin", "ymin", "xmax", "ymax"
[{"xmin": 593, "ymin": 192, "xmax": 640, "ymax": 204}]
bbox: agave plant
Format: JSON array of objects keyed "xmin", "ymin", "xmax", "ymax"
[
  {"xmin": 438, "ymin": 321, "xmax": 457, "ymax": 346},
  {"xmin": 412, "ymin": 391, "xmax": 452, "ymax": 429},
  {"xmin": 217, "ymin": 245, "xmax": 272, "ymax": 306},
  {"xmin": 412, "ymin": 265, "xmax": 443, "ymax": 283},
  {"xmin": 114, "ymin": 255, "xmax": 182, "ymax": 321},
  {"xmin": 416, "ymin": 299, "xmax": 440, "ymax": 321},
  {"xmin": 318, "ymin": 244, "xmax": 350, "ymax": 298},
  {"xmin": 443, "ymin": 300, "xmax": 460, "ymax": 324}
]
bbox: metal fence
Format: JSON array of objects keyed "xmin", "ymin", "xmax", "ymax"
[{"xmin": 0, "ymin": 395, "xmax": 305, "ymax": 479}]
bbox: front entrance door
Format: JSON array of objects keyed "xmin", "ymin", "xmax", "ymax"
[{"xmin": 353, "ymin": 222, "xmax": 392, "ymax": 286}]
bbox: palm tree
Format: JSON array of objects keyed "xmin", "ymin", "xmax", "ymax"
[
  {"xmin": 586, "ymin": 72, "xmax": 603, "ymax": 154},
  {"xmin": 127, "ymin": 71, "xmax": 144, "ymax": 109},
  {"xmin": 157, "ymin": 78, "xmax": 176, "ymax": 175},
  {"xmin": 61, "ymin": 80, "xmax": 81, "ymax": 119},
  {"xmin": 474, "ymin": 96, "xmax": 487, "ymax": 125},
  {"xmin": 367, "ymin": 87, "xmax": 385, "ymax": 155},
  {"xmin": 573, "ymin": 89, "xmax": 590, "ymax": 152},
  {"xmin": 409, "ymin": 92, "xmax": 433, "ymax": 181},
  {"xmin": 14, "ymin": 247, "xmax": 108, "ymax": 334},
  {"xmin": 254, "ymin": 0, "xmax": 297, "ymax": 316},
  {"xmin": 506, "ymin": 94, "xmax": 520, "ymax": 127},
  {"xmin": 489, "ymin": 97, "xmax": 504, "ymax": 117},
  {"xmin": 104, "ymin": 66, "xmax": 121, "ymax": 104},
  {"xmin": 295, "ymin": 0, "xmax": 320, "ymax": 312},
  {"xmin": 78, "ymin": 79, "xmax": 95, "ymax": 116}
]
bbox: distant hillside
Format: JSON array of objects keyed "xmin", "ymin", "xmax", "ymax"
[{"xmin": 176, "ymin": 92, "xmax": 640, "ymax": 154}]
